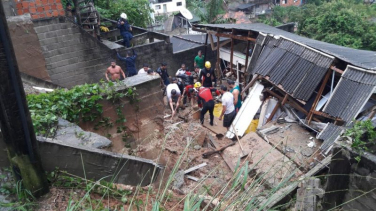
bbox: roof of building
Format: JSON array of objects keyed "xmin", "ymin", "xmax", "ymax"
[
  {"xmin": 170, "ymin": 36, "xmax": 202, "ymax": 53},
  {"xmin": 193, "ymin": 23, "xmax": 376, "ymax": 70},
  {"xmin": 237, "ymin": 3, "xmax": 256, "ymax": 10},
  {"xmin": 170, "ymin": 34, "xmax": 228, "ymax": 53}
]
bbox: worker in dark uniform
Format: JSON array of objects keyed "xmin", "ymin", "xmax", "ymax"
[
  {"xmin": 193, "ymin": 82, "xmax": 218, "ymax": 126},
  {"xmin": 178, "ymin": 71, "xmax": 195, "ymax": 106},
  {"xmin": 117, "ymin": 49, "xmax": 137, "ymax": 77},
  {"xmin": 199, "ymin": 61, "xmax": 217, "ymax": 88},
  {"xmin": 117, "ymin": 13, "xmax": 133, "ymax": 48},
  {"xmin": 156, "ymin": 63, "xmax": 170, "ymax": 86}
]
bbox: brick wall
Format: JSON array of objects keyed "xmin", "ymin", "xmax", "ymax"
[
  {"xmin": 14, "ymin": 0, "xmax": 64, "ymax": 19},
  {"xmin": 7, "ymin": 14, "xmax": 51, "ymax": 81}
]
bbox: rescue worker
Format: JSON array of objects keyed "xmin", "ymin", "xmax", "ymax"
[
  {"xmin": 117, "ymin": 13, "xmax": 133, "ymax": 48},
  {"xmin": 179, "ymin": 71, "xmax": 195, "ymax": 106},
  {"xmin": 193, "ymin": 82, "xmax": 219, "ymax": 126},
  {"xmin": 156, "ymin": 62, "xmax": 170, "ymax": 86},
  {"xmin": 228, "ymin": 79, "xmax": 242, "ymax": 112},
  {"xmin": 199, "ymin": 61, "xmax": 216, "ymax": 88},
  {"xmin": 166, "ymin": 78, "xmax": 182, "ymax": 117},
  {"xmin": 117, "ymin": 49, "xmax": 137, "ymax": 77}
]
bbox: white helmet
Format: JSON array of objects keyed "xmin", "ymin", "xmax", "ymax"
[{"xmin": 120, "ymin": 13, "xmax": 127, "ymax": 19}]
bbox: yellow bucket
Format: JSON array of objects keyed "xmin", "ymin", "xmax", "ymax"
[
  {"xmin": 213, "ymin": 103, "xmax": 222, "ymax": 118},
  {"xmin": 245, "ymin": 119, "xmax": 259, "ymax": 134}
]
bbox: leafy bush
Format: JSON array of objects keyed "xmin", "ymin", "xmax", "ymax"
[
  {"xmin": 27, "ymin": 81, "xmax": 136, "ymax": 136},
  {"xmin": 345, "ymin": 120, "xmax": 376, "ymax": 161}
]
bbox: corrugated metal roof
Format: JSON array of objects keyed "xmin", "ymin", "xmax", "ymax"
[
  {"xmin": 194, "ymin": 23, "xmax": 376, "ymax": 70},
  {"xmin": 317, "ymin": 123, "xmax": 345, "ymax": 151},
  {"xmin": 237, "ymin": 3, "xmax": 256, "ymax": 10},
  {"xmin": 178, "ymin": 34, "xmax": 228, "ymax": 44},
  {"xmin": 252, "ymin": 36, "xmax": 334, "ymax": 101},
  {"xmin": 323, "ymin": 65, "xmax": 376, "ymax": 123},
  {"xmin": 170, "ymin": 36, "xmax": 202, "ymax": 53}
]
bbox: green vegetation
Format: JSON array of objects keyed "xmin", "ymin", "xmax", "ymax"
[
  {"xmin": 187, "ymin": 0, "xmax": 229, "ymax": 24},
  {"xmin": 26, "ymin": 81, "xmax": 137, "ymax": 137},
  {"xmin": 345, "ymin": 120, "xmax": 376, "ymax": 162},
  {"xmin": 259, "ymin": 0, "xmax": 376, "ymax": 50}
]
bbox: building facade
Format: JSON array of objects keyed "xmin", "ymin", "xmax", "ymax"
[{"xmin": 152, "ymin": 0, "xmax": 186, "ymax": 15}]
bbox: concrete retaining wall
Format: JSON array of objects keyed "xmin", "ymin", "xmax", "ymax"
[
  {"xmin": 7, "ymin": 14, "xmax": 51, "ymax": 81},
  {"xmin": 0, "ymin": 134, "xmax": 161, "ymax": 186},
  {"xmin": 79, "ymin": 75, "xmax": 165, "ymax": 145}
]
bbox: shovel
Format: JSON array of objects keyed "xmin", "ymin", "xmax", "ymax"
[{"xmin": 231, "ymin": 123, "xmax": 248, "ymax": 159}]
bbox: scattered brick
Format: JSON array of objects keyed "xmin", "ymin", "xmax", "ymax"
[
  {"xmin": 48, "ymin": 0, "xmax": 54, "ymax": 4},
  {"xmin": 32, "ymin": 14, "xmax": 39, "ymax": 19},
  {"xmin": 46, "ymin": 11, "xmax": 52, "ymax": 17},
  {"xmin": 36, "ymin": 0, "xmax": 42, "ymax": 6},
  {"xmin": 29, "ymin": 7, "xmax": 36, "ymax": 13},
  {"xmin": 51, "ymin": 4, "xmax": 57, "ymax": 10},
  {"xmin": 39, "ymin": 13, "xmax": 46, "ymax": 18},
  {"xmin": 37, "ymin": 7, "xmax": 44, "ymax": 12},
  {"xmin": 56, "ymin": 4, "xmax": 63, "ymax": 10},
  {"xmin": 42, "ymin": 0, "xmax": 48, "ymax": 5},
  {"xmin": 17, "ymin": 10, "xmax": 23, "ymax": 15},
  {"xmin": 29, "ymin": 2, "xmax": 35, "ymax": 7},
  {"xmin": 23, "ymin": 8, "xmax": 29, "ymax": 13},
  {"xmin": 59, "ymin": 10, "xmax": 65, "ymax": 16},
  {"xmin": 55, "ymin": 0, "xmax": 61, "ymax": 3},
  {"xmin": 44, "ymin": 5, "xmax": 51, "ymax": 10},
  {"xmin": 16, "ymin": 3, "xmax": 22, "ymax": 9},
  {"xmin": 21, "ymin": 1, "xmax": 29, "ymax": 8},
  {"xmin": 52, "ymin": 10, "xmax": 58, "ymax": 16}
]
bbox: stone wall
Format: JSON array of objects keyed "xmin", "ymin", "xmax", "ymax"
[
  {"xmin": 323, "ymin": 145, "xmax": 376, "ymax": 210},
  {"xmin": 7, "ymin": 14, "xmax": 51, "ymax": 80},
  {"xmin": 33, "ymin": 17, "xmax": 118, "ymax": 88}
]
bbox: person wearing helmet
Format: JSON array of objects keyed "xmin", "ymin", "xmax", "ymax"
[
  {"xmin": 117, "ymin": 13, "xmax": 133, "ymax": 48},
  {"xmin": 199, "ymin": 61, "xmax": 217, "ymax": 88},
  {"xmin": 166, "ymin": 78, "xmax": 182, "ymax": 117},
  {"xmin": 193, "ymin": 82, "xmax": 220, "ymax": 126}
]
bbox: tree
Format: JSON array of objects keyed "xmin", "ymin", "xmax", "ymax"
[{"xmin": 259, "ymin": 0, "xmax": 376, "ymax": 51}]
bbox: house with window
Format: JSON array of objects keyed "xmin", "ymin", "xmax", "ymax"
[
  {"xmin": 279, "ymin": 0, "xmax": 303, "ymax": 7},
  {"xmin": 151, "ymin": 0, "xmax": 186, "ymax": 15}
]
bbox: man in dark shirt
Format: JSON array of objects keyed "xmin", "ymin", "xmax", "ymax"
[
  {"xmin": 156, "ymin": 63, "xmax": 170, "ymax": 86},
  {"xmin": 117, "ymin": 13, "xmax": 133, "ymax": 48},
  {"xmin": 117, "ymin": 49, "xmax": 137, "ymax": 77},
  {"xmin": 199, "ymin": 61, "xmax": 217, "ymax": 88}
]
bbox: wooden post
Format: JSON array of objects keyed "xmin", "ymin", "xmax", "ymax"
[
  {"xmin": 241, "ymin": 74, "xmax": 259, "ymax": 96},
  {"xmin": 244, "ymin": 31, "xmax": 251, "ymax": 83},
  {"xmin": 216, "ymin": 29, "xmax": 221, "ymax": 84},
  {"xmin": 266, "ymin": 102, "xmax": 281, "ymax": 123},
  {"xmin": 230, "ymin": 29, "xmax": 234, "ymax": 77},
  {"xmin": 0, "ymin": 3, "xmax": 49, "ymax": 197},
  {"xmin": 307, "ymin": 69, "xmax": 332, "ymax": 125},
  {"xmin": 204, "ymin": 33, "xmax": 208, "ymax": 63},
  {"xmin": 281, "ymin": 94, "xmax": 288, "ymax": 105}
]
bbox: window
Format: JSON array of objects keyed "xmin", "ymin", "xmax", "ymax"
[
  {"xmin": 155, "ymin": 5, "xmax": 161, "ymax": 10},
  {"xmin": 282, "ymin": 0, "xmax": 286, "ymax": 4},
  {"xmin": 176, "ymin": 2, "xmax": 182, "ymax": 6}
]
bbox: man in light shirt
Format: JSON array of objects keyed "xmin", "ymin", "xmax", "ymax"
[
  {"xmin": 138, "ymin": 63, "xmax": 151, "ymax": 74},
  {"xmin": 219, "ymin": 85, "xmax": 236, "ymax": 129},
  {"xmin": 175, "ymin": 64, "xmax": 187, "ymax": 76},
  {"xmin": 166, "ymin": 78, "xmax": 182, "ymax": 117}
]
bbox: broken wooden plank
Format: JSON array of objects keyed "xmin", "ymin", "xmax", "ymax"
[
  {"xmin": 202, "ymin": 142, "xmax": 235, "ymax": 158},
  {"xmin": 184, "ymin": 163, "xmax": 207, "ymax": 174},
  {"xmin": 164, "ymin": 114, "xmax": 171, "ymax": 119},
  {"xmin": 186, "ymin": 175, "xmax": 199, "ymax": 182}
]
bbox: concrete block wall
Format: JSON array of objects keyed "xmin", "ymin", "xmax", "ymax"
[
  {"xmin": 117, "ymin": 40, "xmax": 174, "ymax": 76},
  {"xmin": 33, "ymin": 17, "xmax": 117, "ymax": 88}
]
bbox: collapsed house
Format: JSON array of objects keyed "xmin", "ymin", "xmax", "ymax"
[{"xmin": 193, "ymin": 23, "xmax": 376, "ymax": 155}]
